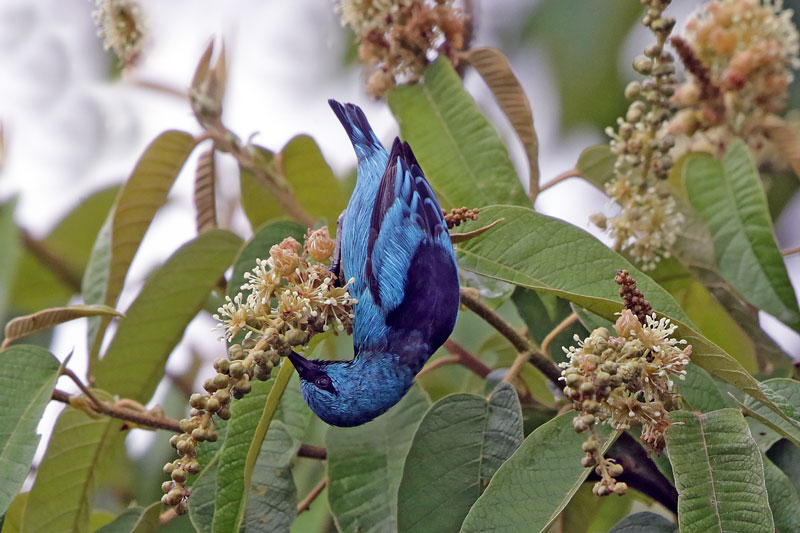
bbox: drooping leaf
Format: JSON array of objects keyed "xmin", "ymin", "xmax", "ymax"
[
  {"xmin": 82, "ymin": 130, "xmax": 196, "ymax": 361},
  {"xmin": 461, "ymin": 411, "xmax": 617, "ymax": 533},
  {"xmin": 388, "ymin": 58, "xmax": 529, "ymax": 209},
  {"xmin": 397, "ymin": 382, "xmax": 523, "ymax": 532},
  {"xmin": 453, "ymin": 205, "xmax": 793, "ymax": 427},
  {"xmin": 467, "ymin": 46, "xmax": 539, "ymax": 200},
  {"xmin": 666, "ymin": 409, "xmax": 774, "ymax": 533},
  {"xmin": 94, "ymin": 229, "xmax": 241, "ymax": 402},
  {"xmin": 679, "ymin": 365, "xmax": 728, "ymax": 413},
  {"xmin": 767, "ymin": 439, "xmax": 800, "ymax": 495},
  {"xmin": 609, "ymin": 512, "xmax": 677, "ymax": 533},
  {"xmin": 243, "ymin": 421, "xmax": 297, "ymax": 533},
  {"xmin": 2, "ymin": 304, "xmax": 121, "ymax": 349},
  {"xmin": 684, "ymin": 140, "xmax": 800, "ymax": 331},
  {"xmin": 22, "ymin": 391, "xmax": 126, "ymax": 533},
  {"xmin": 279, "ymin": 135, "xmax": 347, "ymax": 227},
  {"xmin": 0, "ymin": 199, "xmax": 19, "ymax": 324},
  {"xmin": 94, "ymin": 502, "xmax": 161, "ymax": 533},
  {"xmin": 327, "ymin": 384, "xmax": 429, "ymax": 533},
  {"xmin": 0, "ymin": 346, "xmax": 60, "ymax": 515},
  {"xmin": 194, "ymin": 147, "xmax": 218, "ymax": 233},
  {"xmin": 740, "ymin": 378, "xmax": 800, "ymax": 448},
  {"xmin": 762, "ymin": 455, "xmax": 800, "ymax": 533}
]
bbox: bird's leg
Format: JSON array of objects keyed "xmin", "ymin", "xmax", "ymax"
[{"xmin": 327, "ymin": 211, "xmax": 345, "ymax": 287}]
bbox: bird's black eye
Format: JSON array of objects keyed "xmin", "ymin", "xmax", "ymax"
[{"xmin": 314, "ymin": 375, "xmax": 332, "ymax": 391}]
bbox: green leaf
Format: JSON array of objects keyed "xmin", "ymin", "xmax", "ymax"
[
  {"xmin": 83, "ymin": 131, "xmax": 196, "ymax": 361},
  {"xmin": 0, "ymin": 346, "xmax": 60, "ymax": 515},
  {"xmin": 575, "ymin": 145, "xmax": 617, "ymax": 188},
  {"xmin": 189, "ymin": 462, "xmax": 219, "ymax": 533},
  {"xmin": 560, "ymin": 483, "xmax": 633, "ymax": 533},
  {"xmin": 762, "ymin": 455, "xmax": 800, "ymax": 533},
  {"xmin": 684, "ymin": 140, "xmax": 800, "ymax": 330},
  {"xmin": 397, "ymin": 382, "xmax": 523, "ymax": 532},
  {"xmin": 1, "ymin": 492, "xmax": 28, "ymax": 533},
  {"xmin": 2, "ymin": 304, "xmax": 122, "ymax": 348},
  {"xmin": 454, "ymin": 205, "xmax": 792, "ymax": 428},
  {"xmin": 741, "ymin": 378, "xmax": 800, "ymax": 448},
  {"xmin": 94, "ymin": 229, "xmax": 241, "ymax": 401},
  {"xmin": 327, "ymin": 384, "xmax": 429, "ymax": 533},
  {"xmin": 461, "ymin": 412, "xmax": 617, "ymax": 533},
  {"xmin": 666, "ymin": 409, "xmax": 774, "ymax": 533},
  {"xmin": 609, "ymin": 512, "xmax": 677, "ymax": 533},
  {"xmin": 243, "ymin": 421, "xmax": 297, "ymax": 533},
  {"xmin": 679, "ymin": 365, "xmax": 728, "ymax": 413},
  {"xmin": 22, "ymin": 391, "xmax": 126, "ymax": 533},
  {"xmin": 511, "ymin": 287, "xmax": 588, "ymax": 362},
  {"xmin": 388, "ymin": 58, "xmax": 529, "ymax": 210},
  {"xmin": 521, "ymin": 0, "xmax": 640, "ymax": 130},
  {"xmin": 767, "ymin": 439, "xmax": 800, "ymax": 495},
  {"xmin": 0, "ymin": 199, "xmax": 19, "ymax": 324},
  {"xmin": 239, "ymin": 146, "xmax": 284, "ymax": 230},
  {"xmin": 279, "ymin": 135, "xmax": 347, "ymax": 227},
  {"xmin": 95, "ymin": 502, "xmax": 161, "ymax": 533},
  {"xmin": 12, "ymin": 186, "xmax": 118, "ymax": 313}
]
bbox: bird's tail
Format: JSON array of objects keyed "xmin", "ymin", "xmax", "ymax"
[{"xmin": 328, "ymin": 99, "xmax": 382, "ymax": 157}]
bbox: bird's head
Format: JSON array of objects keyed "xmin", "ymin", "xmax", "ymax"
[{"xmin": 287, "ymin": 350, "xmax": 414, "ymax": 427}]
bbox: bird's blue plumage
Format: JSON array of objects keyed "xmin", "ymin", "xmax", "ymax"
[{"xmin": 288, "ymin": 101, "xmax": 459, "ymax": 427}]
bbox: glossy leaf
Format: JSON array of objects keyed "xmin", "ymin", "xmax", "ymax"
[
  {"xmin": 467, "ymin": 46, "xmax": 539, "ymax": 200},
  {"xmin": 741, "ymin": 378, "xmax": 800, "ymax": 448},
  {"xmin": 667, "ymin": 409, "xmax": 773, "ymax": 533},
  {"xmin": 0, "ymin": 199, "xmax": 19, "ymax": 323},
  {"xmin": 763, "ymin": 455, "xmax": 800, "ymax": 533},
  {"xmin": 243, "ymin": 421, "xmax": 297, "ymax": 533},
  {"xmin": 2, "ymin": 304, "xmax": 121, "ymax": 348},
  {"xmin": 684, "ymin": 140, "xmax": 800, "ymax": 330},
  {"xmin": 327, "ymin": 384, "xmax": 429, "ymax": 533},
  {"xmin": 280, "ymin": 135, "xmax": 347, "ymax": 227},
  {"xmin": 82, "ymin": 130, "xmax": 196, "ymax": 360},
  {"xmin": 22, "ymin": 391, "xmax": 126, "ymax": 533},
  {"xmin": 0, "ymin": 346, "xmax": 60, "ymax": 515},
  {"xmin": 454, "ymin": 205, "xmax": 792, "ymax": 426},
  {"xmin": 461, "ymin": 411, "xmax": 616, "ymax": 533},
  {"xmin": 94, "ymin": 229, "xmax": 241, "ymax": 401},
  {"xmin": 609, "ymin": 512, "xmax": 677, "ymax": 533},
  {"xmin": 397, "ymin": 382, "xmax": 523, "ymax": 532},
  {"xmin": 95, "ymin": 502, "xmax": 161, "ymax": 533},
  {"xmin": 388, "ymin": 58, "xmax": 529, "ymax": 209}
]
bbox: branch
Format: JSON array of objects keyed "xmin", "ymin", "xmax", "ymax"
[
  {"xmin": 19, "ymin": 228, "xmax": 82, "ymax": 292},
  {"xmin": 504, "ymin": 312, "xmax": 578, "ymax": 386},
  {"xmin": 297, "ymin": 476, "xmax": 328, "ymax": 514},
  {"xmin": 782, "ymin": 245, "xmax": 800, "ymax": 257},
  {"xmin": 418, "ymin": 339, "xmax": 492, "ymax": 378},
  {"xmin": 459, "ymin": 288, "xmax": 562, "ymax": 386},
  {"xmin": 51, "ymin": 389, "xmax": 182, "ymax": 432},
  {"xmin": 539, "ymin": 169, "xmax": 585, "ymax": 193},
  {"xmin": 297, "ymin": 444, "xmax": 327, "ymax": 460}
]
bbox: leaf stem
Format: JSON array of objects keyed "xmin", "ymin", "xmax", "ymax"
[
  {"xmin": 539, "ymin": 169, "xmax": 585, "ymax": 193},
  {"xmin": 781, "ymin": 245, "xmax": 800, "ymax": 257},
  {"xmin": 51, "ymin": 388, "xmax": 182, "ymax": 432},
  {"xmin": 503, "ymin": 312, "xmax": 578, "ymax": 386},
  {"xmin": 296, "ymin": 476, "xmax": 328, "ymax": 514},
  {"xmin": 459, "ymin": 287, "xmax": 561, "ymax": 386},
  {"xmin": 418, "ymin": 338, "xmax": 491, "ymax": 378}
]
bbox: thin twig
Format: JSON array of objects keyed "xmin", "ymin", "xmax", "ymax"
[
  {"xmin": 459, "ymin": 288, "xmax": 561, "ymax": 387},
  {"xmin": 417, "ymin": 355, "xmax": 460, "ymax": 377},
  {"xmin": 19, "ymin": 228, "xmax": 82, "ymax": 291},
  {"xmin": 297, "ymin": 444, "xmax": 327, "ymax": 460},
  {"xmin": 539, "ymin": 169, "xmax": 585, "ymax": 193},
  {"xmin": 782, "ymin": 245, "xmax": 800, "ymax": 257},
  {"xmin": 418, "ymin": 339, "xmax": 492, "ymax": 378},
  {"xmin": 541, "ymin": 313, "xmax": 579, "ymax": 356},
  {"xmin": 51, "ymin": 389, "xmax": 182, "ymax": 432},
  {"xmin": 297, "ymin": 477, "xmax": 328, "ymax": 514},
  {"xmin": 61, "ymin": 368, "xmax": 105, "ymax": 411},
  {"xmin": 127, "ymin": 78, "xmax": 188, "ymax": 100}
]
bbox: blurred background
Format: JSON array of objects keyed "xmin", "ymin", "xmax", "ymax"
[{"xmin": 1, "ymin": 0, "xmax": 799, "ymax": 527}]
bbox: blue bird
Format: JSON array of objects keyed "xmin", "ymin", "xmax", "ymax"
[{"xmin": 287, "ymin": 100, "xmax": 460, "ymax": 427}]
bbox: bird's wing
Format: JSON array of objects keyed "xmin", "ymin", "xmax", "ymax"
[{"xmin": 363, "ymin": 138, "xmax": 460, "ymax": 356}]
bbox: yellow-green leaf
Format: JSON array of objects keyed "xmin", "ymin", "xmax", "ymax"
[{"xmin": 2, "ymin": 304, "xmax": 121, "ymax": 349}]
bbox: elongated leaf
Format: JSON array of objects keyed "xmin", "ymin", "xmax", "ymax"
[
  {"xmin": 609, "ymin": 512, "xmax": 677, "ymax": 533},
  {"xmin": 767, "ymin": 439, "xmax": 800, "ymax": 495},
  {"xmin": 238, "ymin": 147, "xmax": 284, "ymax": 230},
  {"xmin": 0, "ymin": 346, "xmax": 60, "ymax": 515},
  {"xmin": 741, "ymin": 378, "xmax": 800, "ymax": 448},
  {"xmin": 243, "ymin": 421, "xmax": 297, "ymax": 533},
  {"xmin": 684, "ymin": 140, "xmax": 800, "ymax": 330},
  {"xmin": 467, "ymin": 47, "xmax": 539, "ymax": 200},
  {"xmin": 0, "ymin": 199, "xmax": 19, "ymax": 324},
  {"xmin": 22, "ymin": 391, "xmax": 126, "ymax": 533},
  {"xmin": 680, "ymin": 365, "xmax": 728, "ymax": 413},
  {"xmin": 461, "ymin": 412, "xmax": 616, "ymax": 533},
  {"xmin": 1, "ymin": 492, "xmax": 28, "ymax": 533},
  {"xmin": 194, "ymin": 147, "xmax": 218, "ymax": 233},
  {"xmin": 95, "ymin": 502, "xmax": 161, "ymax": 533},
  {"xmin": 280, "ymin": 135, "xmax": 347, "ymax": 227},
  {"xmin": 2, "ymin": 304, "xmax": 121, "ymax": 348},
  {"xmin": 667, "ymin": 409, "xmax": 773, "ymax": 533},
  {"xmin": 511, "ymin": 287, "xmax": 587, "ymax": 362},
  {"xmin": 94, "ymin": 229, "xmax": 241, "ymax": 401},
  {"xmin": 454, "ymin": 205, "xmax": 793, "ymax": 426},
  {"xmin": 83, "ymin": 131, "xmax": 196, "ymax": 360},
  {"xmin": 397, "ymin": 382, "xmax": 523, "ymax": 532},
  {"xmin": 388, "ymin": 58, "xmax": 529, "ymax": 209},
  {"xmin": 327, "ymin": 384, "xmax": 429, "ymax": 533},
  {"xmin": 575, "ymin": 144, "xmax": 616, "ymax": 188},
  {"xmin": 189, "ymin": 462, "xmax": 219, "ymax": 533},
  {"xmin": 763, "ymin": 455, "xmax": 800, "ymax": 533}
]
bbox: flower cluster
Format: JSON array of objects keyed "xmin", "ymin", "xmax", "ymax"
[
  {"xmin": 161, "ymin": 228, "xmax": 357, "ymax": 514},
  {"xmin": 443, "ymin": 206, "xmax": 479, "ymax": 230},
  {"xmin": 92, "ymin": 0, "xmax": 146, "ymax": 68},
  {"xmin": 668, "ymin": 0, "xmax": 800, "ymax": 167},
  {"xmin": 560, "ymin": 271, "xmax": 691, "ymax": 497},
  {"xmin": 596, "ymin": 0, "xmax": 683, "ymax": 270},
  {"xmin": 337, "ymin": 0, "xmax": 467, "ymax": 98}
]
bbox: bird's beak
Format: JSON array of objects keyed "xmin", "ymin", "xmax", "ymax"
[{"xmin": 287, "ymin": 350, "xmax": 314, "ymax": 380}]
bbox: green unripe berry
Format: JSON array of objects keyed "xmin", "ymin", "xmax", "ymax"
[
  {"xmin": 613, "ymin": 482, "xmax": 628, "ymax": 495},
  {"xmin": 169, "ymin": 435, "xmax": 180, "ymax": 448},
  {"xmin": 214, "ymin": 373, "xmax": 230, "ymax": 389},
  {"xmin": 579, "ymin": 382, "xmax": 596, "ymax": 396},
  {"xmin": 593, "ymin": 483, "xmax": 609, "ymax": 496},
  {"xmin": 565, "ymin": 373, "xmax": 581, "ymax": 386},
  {"xmin": 214, "ymin": 358, "xmax": 230, "ymax": 373},
  {"xmin": 185, "ymin": 460, "xmax": 200, "ymax": 474},
  {"xmin": 608, "ymin": 463, "xmax": 624, "ymax": 477},
  {"xmin": 218, "ymin": 407, "xmax": 231, "ymax": 420},
  {"xmin": 176, "ymin": 439, "xmax": 194, "ymax": 455},
  {"xmin": 191, "ymin": 428, "xmax": 206, "ymax": 441},
  {"xmin": 573, "ymin": 416, "xmax": 588, "ymax": 433},
  {"xmin": 205, "ymin": 397, "xmax": 220, "ymax": 412},
  {"xmin": 624, "ymin": 81, "xmax": 641, "ymax": 101},
  {"xmin": 175, "ymin": 501, "xmax": 189, "ymax": 515},
  {"xmin": 214, "ymin": 389, "xmax": 230, "ymax": 404},
  {"xmin": 189, "ymin": 393, "xmax": 205, "ymax": 409},
  {"xmin": 228, "ymin": 344, "xmax": 244, "ymax": 360},
  {"xmin": 171, "ymin": 468, "xmax": 187, "ymax": 483},
  {"xmin": 207, "ymin": 431, "xmax": 218, "ymax": 442},
  {"xmin": 632, "ymin": 55, "xmax": 652, "ymax": 75},
  {"xmin": 582, "ymin": 440, "xmax": 597, "ymax": 453},
  {"xmin": 167, "ymin": 488, "xmax": 184, "ymax": 506},
  {"xmin": 229, "ymin": 361, "xmax": 245, "ymax": 379},
  {"xmin": 255, "ymin": 366, "xmax": 272, "ymax": 381},
  {"xmin": 595, "ymin": 371, "xmax": 611, "ymax": 387},
  {"xmin": 581, "ymin": 455, "xmax": 596, "ymax": 467},
  {"xmin": 600, "ymin": 361, "xmax": 618, "ymax": 374},
  {"xmin": 582, "ymin": 414, "xmax": 596, "ymax": 426},
  {"xmin": 161, "ymin": 481, "xmax": 173, "ymax": 493},
  {"xmin": 203, "ymin": 379, "xmax": 217, "ymax": 393}
]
